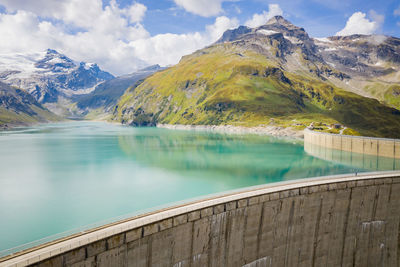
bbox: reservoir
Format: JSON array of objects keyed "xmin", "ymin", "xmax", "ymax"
[{"xmin": 0, "ymin": 122, "xmax": 396, "ymax": 255}]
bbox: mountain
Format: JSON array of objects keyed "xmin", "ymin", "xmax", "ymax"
[
  {"xmin": 314, "ymin": 35, "xmax": 400, "ymax": 108},
  {"xmin": 74, "ymin": 65, "xmax": 164, "ymax": 116},
  {"xmin": 112, "ymin": 16, "xmax": 400, "ymax": 138},
  {"xmin": 217, "ymin": 16, "xmax": 400, "ymax": 109},
  {"xmin": 0, "ymin": 81, "xmax": 59, "ymax": 128},
  {"xmin": 0, "ymin": 49, "xmax": 114, "ymax": 111}
]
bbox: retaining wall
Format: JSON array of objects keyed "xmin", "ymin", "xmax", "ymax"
[
  {"xmin": 1, "ymin": 172, "xmax": 400, "ymax": 267},
  {"xmin": 304, "ymin": 129, "xmax": 400, "ymax": 159},
  {"xmin": 304, "ymin": 142, "xmax": 400, "ymax": 171}
]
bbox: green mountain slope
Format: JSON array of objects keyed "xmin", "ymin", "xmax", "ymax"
[
  {"xmin": 0, "ymin": 81, "xmax": 60, "ymax": 128},
  {"xmin": 113, "ymin": 44, "xmax": 400, "ymax": 138},
  {"xmin": 113, "ymin": 16, "xmax": 400, "ymax": 138}
]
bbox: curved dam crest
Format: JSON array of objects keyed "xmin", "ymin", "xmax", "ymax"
[{"xmin": 1, "ymin": 171, "xmax": 400, "ymax": 267}]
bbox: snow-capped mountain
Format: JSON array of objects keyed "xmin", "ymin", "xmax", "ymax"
[{"xmin": 0, "ymin": 49, "xmax": 114, "ymax": 103}]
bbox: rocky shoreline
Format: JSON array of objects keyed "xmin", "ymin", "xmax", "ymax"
[{"xmin": 157, "ymin": 124, "xmax": 304, "ymax": 138}]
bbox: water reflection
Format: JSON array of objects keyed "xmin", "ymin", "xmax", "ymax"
[
  {"xmin": 1, "ymin": 122, "xmax": 390, "ymax": 253},
  {"xmin": 304, "ymin": 142, "xmax": 400, "ymax": 171},
  {"xmin": 118, "ymin": 129, "xmax": 364, "ymax": 182}
]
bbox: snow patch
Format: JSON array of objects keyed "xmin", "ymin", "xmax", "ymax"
[
  {"xmin": 324, "ymin": 47, "xmax": 337, "ymax": 52},
  {"xmin": 314, "ymin": 37, "xmax": 332, "ymax": 43},
  {"xmin": 257, "ymin": 29, "xmax": 279, "ymax": 36},
  {"xmin": 284, "ymin": 35, "xmax": 302, "ymax": 44},
  {"xmin": 0, "ymin": 51, "xmax": 46, "ymax": 79},
  {"xmin": 46, "ymin": 57, "xmax": 68, "ymax": 65},
  {"xmin": 84, "ymin": 62, "xmax": 96, "ymax": 70}
]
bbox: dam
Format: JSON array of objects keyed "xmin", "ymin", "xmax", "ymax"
[
  {"xmin": 1, "ymin": 171, "xmax": 399, "ymax": 267},
  {"xmin": 1, "ymin": 126, "xmax": 400, "ymax": 267}
]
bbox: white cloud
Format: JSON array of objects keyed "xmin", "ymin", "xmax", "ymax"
[
  {"xmin": 0, "ymin": 0, "xmax": 239, "ymax": 75},
  {"xmin": 336, "ymin": 11, "xmax": 384, "ymax": 36},
  {"xmin": 173, "ymin": 0, "xmax": 235, "ymax": 17},
  {"xmin": 206, "ymin": 16, "xmax": 239, "ymax": 41},
  {"xmin": 244, "ymin": 4, "xmax": 283, "ymax": 28},
  {"xmin": 0, "ymin": 0, "xmax": 151, "ymax": 75},
  {"xmin": 394, "ymin": 6, "xmax": 400, "ymax": 16},
  {"xmin": 130, "ymin": 16, "xmax": 239, "ymax": 66},
  {"xmin": 369, "ymin": 10, "xmax": 384, "ymax": 29}
]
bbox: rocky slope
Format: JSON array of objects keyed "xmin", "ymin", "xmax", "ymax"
[
  {"xmin": 113, "ymin": 16, "xmax": 400, "ymax": 138},
  {"xmin": 0, "ymin": 49, "xmax": 114, "ymax": 114},
  {"xmin": 314, "ymin": 35, "xmax": 400, "ymax": 106},
  {"xmin": 73, "ymin": 65, "xmax": 164, "ymax": 117},
  {"xmin": 0, "ymin": 81, "xmax": 59, "ymax": 128},
  {"xmin": 218, "ymin": 16, "xmax": 400, "ymax": 109}
]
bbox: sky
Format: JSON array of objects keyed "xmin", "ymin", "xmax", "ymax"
[{"xmin": 0, "ymin": 0, "xmax": 399, "ymax": 75}]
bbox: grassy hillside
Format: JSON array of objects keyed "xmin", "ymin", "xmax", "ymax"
[
  {"xmin": 364, "ymin": 82, "xmax": 400, "ymax": 110},
  {"xmin": 113, "ymin": 44, "xmax": 400, "ymax": 138},
  {"xmin": 0, "ymin": 82, "xmax": 60, "ymax": 128}
]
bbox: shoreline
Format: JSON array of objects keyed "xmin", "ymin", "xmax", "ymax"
[{"xmin": 157, "ymin": 124, "xmax": 304, "ymax": 139}]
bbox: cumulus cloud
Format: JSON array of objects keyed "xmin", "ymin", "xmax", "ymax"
[
  {"xmin": 0, "ymin": 0, "xmax": 239, "ymax": 75},
  {"xmin": 173, "ymin": 0, "xmax": 235, "ymax": 17},
  {"xmin": 0, "ymin": 0, "xmax": 151, "ymax": 75},
  {"xmin": 130, "ymin": 16, "xmax": 239, "ymax": 66},
  {"xmin": 244, "ymin": 4, "xmax": 283, "ymax": 28},
  {"xmin": 336, "ymin": 11, "xmax": 384, "ymax": 36}
]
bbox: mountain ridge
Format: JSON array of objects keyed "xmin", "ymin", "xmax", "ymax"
[
  {"xmin": 0, "ymin": 49, "xmax": 114, "ymax": 105},
  {"xmin": 112, "ymin": 16, "xmax": 400, "ymax": 138},
  {"xmin": 215, "ymin": 16, "xmax": 400, "ymax": 106}
]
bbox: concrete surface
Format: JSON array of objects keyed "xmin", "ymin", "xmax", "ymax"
[
  {"xmin": 1, "ymin": 171, "xmax": 400, "ymax": 267},
  {"xmin": 304, "ymin": 129, "xmax": 400, "ymax": 159}
]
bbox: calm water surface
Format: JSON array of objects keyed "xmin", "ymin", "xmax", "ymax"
[{"xmin": 0, "ymin": 122, "xmax": 388, "ymax": 253}]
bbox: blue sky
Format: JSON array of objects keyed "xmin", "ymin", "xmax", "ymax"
[
  {"xmin": 0, "ymin": 0, "xmax": 398, "ymax": 75},
  {"xmin": 120, "ymin": 0, "xmax": 400, "ymax": 37}
]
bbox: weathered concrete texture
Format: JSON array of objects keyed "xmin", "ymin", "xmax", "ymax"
[
  {"xmin": 304, "ymin": 141, "xmax": 400, "ymax": 172},
  {"xmin": 28, "ymin": 176, "xmax": 400, "ymax": 267},
  {"xmin": 304, "ymin": 129, "xmax": 400, "ymax": 159}
]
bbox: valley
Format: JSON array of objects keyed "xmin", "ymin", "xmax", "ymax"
[{"xmin": 1, "ymin": 16, "xmax": 400, "ymax": 138}]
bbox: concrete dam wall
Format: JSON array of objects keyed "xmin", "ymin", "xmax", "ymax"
[
  {"xmin": 304, "ymin": 128, "xmax": 400, "ymax": 159},
  {"xmin": 1, "ymin": 172, "xmax": 400, "ymax": 267},
  {"xmin": 304, "ymin": 142, "xmax": 400, "ymax": 171}
]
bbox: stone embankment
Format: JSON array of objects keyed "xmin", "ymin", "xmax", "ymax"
[{"xmin": 157, "ymin": 124, "xmax": 304, "ymax": 138}]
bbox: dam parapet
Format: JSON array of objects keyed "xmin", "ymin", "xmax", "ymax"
[{"xmin": 1, "ymin": 172, "xmax": 400, "ymax": 267}]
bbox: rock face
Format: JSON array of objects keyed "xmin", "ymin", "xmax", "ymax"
[
  {"xmin": 218, "ymin": 16, "xmax": 322, "ymax": 63},
  {"xmin": 0, "ymin": 49, "xmax": 114, "ymax": 104},
  {"xmin": 315, "ymin": 35, "xmax": 400, "ymax": 77},
  {"xmin": 0, "ymin": 81, "xmax": 58, "ymax": 126},
  {"xmin": 113, "ymin": 16, "xmax": 400, "ymax": 138},
  {"xmin": 216, "ymin": 16, "xmax": 400, "ymax": 106}
]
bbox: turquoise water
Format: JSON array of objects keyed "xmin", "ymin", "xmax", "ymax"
[{"xmin": 0, "ymin": 122, "xmax": 389, "ymax": 254}]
